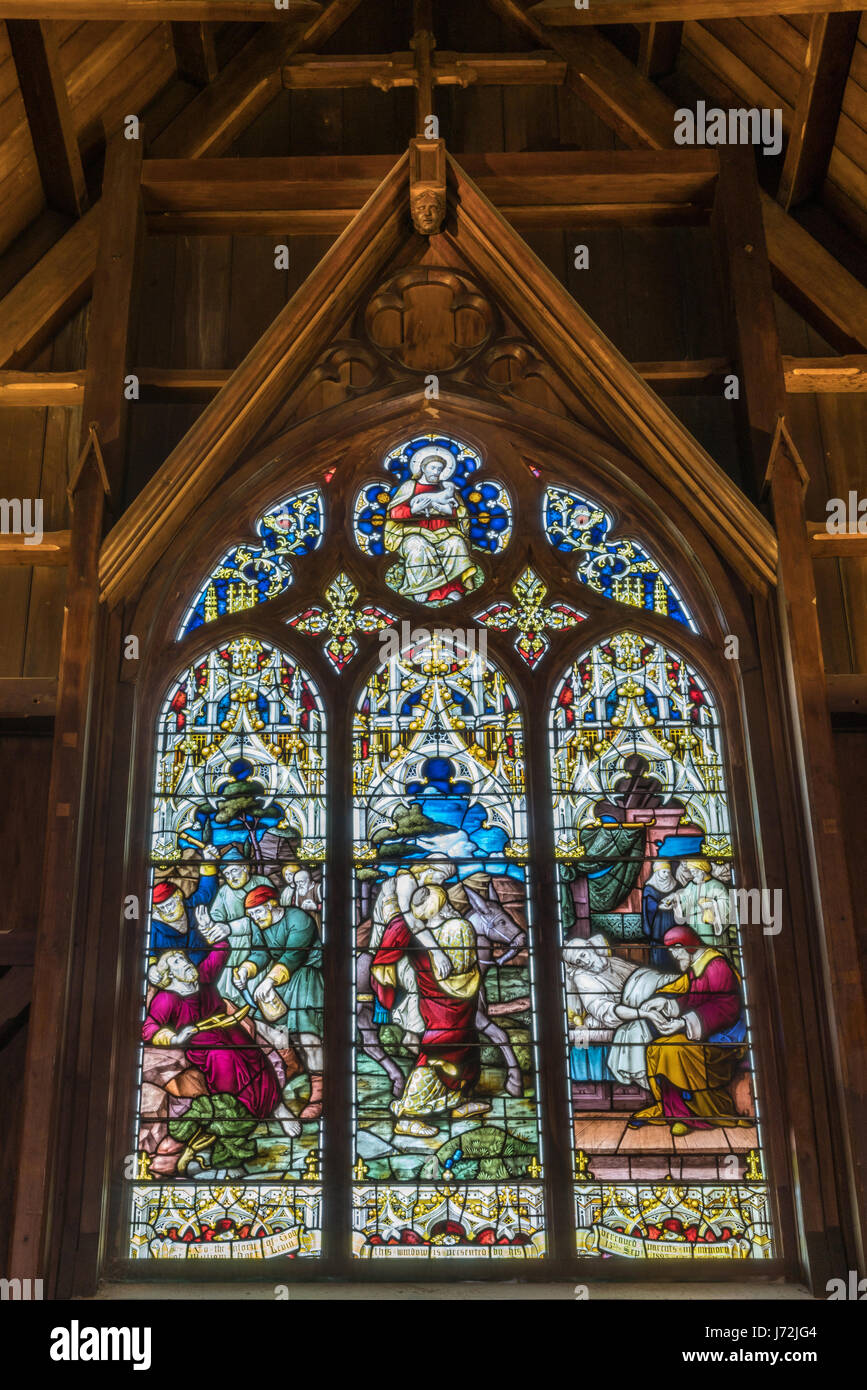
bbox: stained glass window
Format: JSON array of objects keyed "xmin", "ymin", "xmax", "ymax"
[
  {"xmin": 130, "ymin": 431, "xmax": 776, "ymax": 1269},
  {"xmin": 550, "ymin": 632, "xmax": 772, "ymax": 1258},
  {"xmin": 544, "ymin": 486, "xmax": 697, "ymax": 631},
  {"xmin": 353, "ymin": 434, "xmax": 510, "ymax": 607},
  {"xmin": 130, "ymin": 637, "xmax": 326, "ymax": 1258},
  {"xmin": 179, "ymin": 488, "xmax": 323, "ymax": 638},
  {"xmin": 352, "ymin": 635, "xmax": 545, "ymax": 1255}
]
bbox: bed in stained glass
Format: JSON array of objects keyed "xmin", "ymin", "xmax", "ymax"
[
  {"xmin": 549, "ymin": 631, "xmax": 772, "ymax": 1259},
  {"xmin": 351, "ymin": 634, "xmax": 545, "ymax": 1256},
  {"xmin": 129, "ymin": 637, "xmax": 326, "ymax": 1259}
]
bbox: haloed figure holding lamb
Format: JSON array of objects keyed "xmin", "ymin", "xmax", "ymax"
[{"xmin": 383, "ymin": 446, "xmax": 484, "ymax": 604}]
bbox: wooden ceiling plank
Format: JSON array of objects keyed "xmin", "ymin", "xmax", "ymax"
[
  {"xmin": 529, "ymin": 1, "xmax": 864, "ymax": 23},
  {"xmin": 170, "ymin": 21, "xmax": 220, "ymax": 87},
  {"xmin": 487, "ymin": 0, "xmax": 867, "ymax": 352},
  {"xmin": 778, "ymin": 12, "xmax": 861, "ymax": 210},
  {"xmin": 6, "ymin": 19, "xmax": 88, "ymax": 217}
]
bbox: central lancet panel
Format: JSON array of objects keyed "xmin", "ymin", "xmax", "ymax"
[{"xmin": 351, "ymin": 633, "xmax": 546, "ymax": 1256}]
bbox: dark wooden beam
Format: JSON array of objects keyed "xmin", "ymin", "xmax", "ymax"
[
  {"xmin": 778, "ymin": 12, "xmax": 860, "ymax": 210},
  {"xmin": 712, "ymin": 146, "xmax": 788, "ymax": 497},
  {"xmin": 152, "ymin": 0, "xmax": 363, "ymax": 158},
  {"xmin": 808, "ymin": 522, "xmax": 867, "ymax": 557},
  {"xmin": 0, "ymin": 677, "xmax": 58, "ymax": 717},
  {"xmin": 0, "ymin": 1, "xmax": 321, "ymax": 17},
  {"xmin": 6, "ymin": 20, "xmax": 87, "ymax": 218},
  {"xmin": 281, "ymin": 50, "xmax": 567, "ymax": 88},
  {"xmin": 4, "ymin": 355, "xmax": 864, "ymax": 408},
  {"xmin": 0, "ymin": 934, "xmax": 37, "ymax": 967},
  {"xmin": 487, "ymin": 0, "xmax": 867, "ymax": 353},
  {"xmin": 0, "ymin": 0, "xmax": 364, "ymax": 369},
  {"xmin": 768, "ymin": 423, "xmax": 867, "ymax": 1273},
  {"xmin": 0, "ymin": 531, "xmax": 72, "ymax": 564},
  {"xmin": 141, "ymin": 149, "xmax": 719, "ymax": 210},
  {"xmin": 637, "ymin": 22, "xmax": 683, "ymax": 80},
  {"xmin": 530, "ymin": 0, "xmax": 863, "ymax": 22},
  {"xmin": 0, "ymin": 209, "xmax": 99, "ymax": 369},
  {"xmin": 0, "ymin": 370, "xmax": 85, "ymax": 404},
  {"xmin": 783, "ymin": 355, "xmax": 867, "ymax": 393},
  {"xmin": 171, "ymin": 21, "xmax": 220, "ymax": 87},
  {"xmin": 10, "ymin": 132, "xmax": 144, "ymax": 1286},
  {"xmin": 633, "ymin": 357, "xmax": 730, "ymax": 392}
]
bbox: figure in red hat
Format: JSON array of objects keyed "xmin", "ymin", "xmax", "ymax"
[
  {"xmin": 627, "ymin": 924, "xmax": 752, "ymax": 1135},
  {"xmin": 149, "ymin": 844, "xmax": 221, "ymax": 964}
]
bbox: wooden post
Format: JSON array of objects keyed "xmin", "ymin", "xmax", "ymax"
[
  {"xmin": 768, "ymin": 426, "xmax": 867, "ymax": 1275},
  {"xmin": 9, "ymin": 131, "xmax": 143, "ymax": 1289},
  {"xmin": 711, "ymin": 146, "xmax": 786, "ymax": 499}
]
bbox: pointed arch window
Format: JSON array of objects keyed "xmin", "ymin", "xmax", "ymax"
[{"xmin": 125, "ymin": 428, "xmax": 773, "ymax": 1266}]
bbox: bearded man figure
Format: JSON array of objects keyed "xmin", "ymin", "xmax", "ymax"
[
  {"xmin": 143, "ymin": 935, "xmax": 301, "ymax": 1177},
  {"xmin": 371, "ymin": 882, "xmax": 489, "ymax": 1137},
  {"xmin": 627, "ymin": 924, "xmax": 751, "ymax": 1136}
]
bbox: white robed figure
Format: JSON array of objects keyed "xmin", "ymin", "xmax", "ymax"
[
  {"xmin": 606, "ymin": 964, "xmax": 679, "ymax": 1087},
  {"xmin": 383, "ymin": 447, "xmax": 483, "ymax": 604}
]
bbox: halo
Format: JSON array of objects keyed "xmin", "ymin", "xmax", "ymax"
[{"xmin": 408, "ymin": 445, "xmax": 456, "ymax": 481}]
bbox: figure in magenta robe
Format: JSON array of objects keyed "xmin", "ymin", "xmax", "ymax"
[
  {"xmin": 143, "ymin": 938, "xmax": 302, "ymax": 1166},
  {"xmin": 371, "ymin": 884, "xmax": 490, "ymax": 1137},
  {"xmin": 626, "ymin": 924, "xmax": 751, "ymax": 1135}
]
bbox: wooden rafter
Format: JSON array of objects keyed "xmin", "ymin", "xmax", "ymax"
[
  {"xmin": 0, "ymin": 1, "xmax": 322, "ymax": 17},
  {"xmin": 529, "ymin": 1, "xmax": 864, "ymax": 21},
  {"xmin": 487, "ymin": 0, "xmax": 867, "ymax": 353},
  {"xmin": 171, "ymin": 21, "xmax": 220, "ymax": 87},
  {"xmin": 6, "ymin": 20, "xmax": 88, "ymax": 218},
  {"xmin": 778, "ymin": 12, "xmax": 861, "ymax": 211},
  {"xmin": 637, "ymin": 23, "xmax": 683, "ymax": 80},
  {"xmin": 0, "ymin": 0, "xmax": 366, "ymax": 369}
]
